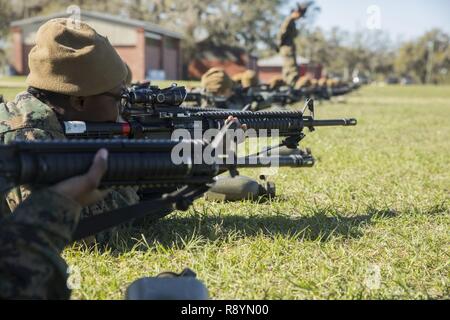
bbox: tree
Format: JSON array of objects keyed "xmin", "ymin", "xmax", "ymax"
[
  {"xmin": 126, "ymin": 0, "xmax": 288, "ymax": 64},
  {"xmin": 395, "ymin": 29, "xmax": 450, "ymax": 84}
]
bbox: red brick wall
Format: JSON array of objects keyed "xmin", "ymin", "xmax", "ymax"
[
  {"xmin": 115, "ymin": 46, "xmax": 140, "ymax": 82},
  {"xmin": 134, "ymin": 28, "xmax": 146, "ymax": 81}
]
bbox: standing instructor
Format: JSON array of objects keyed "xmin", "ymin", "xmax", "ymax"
[{"xmin": 277, "ymin": 3, "xmax": 311, "ymax": 86}]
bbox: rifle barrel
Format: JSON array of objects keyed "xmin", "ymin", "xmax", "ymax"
[{"xmin": 304, "ymin": 118, "xmax": 358, "ymax": 127}]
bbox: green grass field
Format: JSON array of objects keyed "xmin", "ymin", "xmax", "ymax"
[{"xmin": 1, "ymin": 82, "xmax": 449, "ymax": 299}]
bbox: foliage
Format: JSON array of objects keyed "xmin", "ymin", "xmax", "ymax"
[
  {"xmin": 295, "ymin": 26, "xmax": 396, "ymax": 80},
  {"xmin": 1, "ymin": 1, "xmax": 450, "ymax": 83},
  {"xmin": 395, "ymin": 29, "xmax": 450, "ymax": 84}
]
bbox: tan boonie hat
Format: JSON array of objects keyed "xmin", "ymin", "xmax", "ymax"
[
  {"xmin": 269, "ymin": 76, "xmax": 286, "ymax": 89},
  {"xmin": 27, "ymin": 18, "xmax": 127, "ymax": 96},
  {"xmin": 233, "ymin": 70, "xmax": 258, "ymax": 89},
  {"xmin": 327, "ymin": 79, "xmax": 339, "ymax": 87},
  {"xmin": 294, "ymin": 75, "xmax": 313, "ymax": 89},
  {"xmin": 318, "ymin": 77, "xmax": 328, "ymax": 87},
  {"xmin": 201, "ymin": 67, "xmax": 234, "ymax": 95}
]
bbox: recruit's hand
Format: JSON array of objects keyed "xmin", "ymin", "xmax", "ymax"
[
  {"xmin": 225, "ymin": 116, "xmax": 247, "ymax": 131},
  {"xmin": 50, "ymin": 149, "xmax": 109, "ymax": 207},
  {"xmin": 224, "ymin": 116, "xmax": 248, "ymax": 146},
  {"xmin": 291, "ymin": 10, "xmax": 303, "ymax": 20}
]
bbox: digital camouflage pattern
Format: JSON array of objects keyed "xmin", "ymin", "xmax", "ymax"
[
  {"xmin": 0, "ymin": 189, "xmax": 81, "ymax": 299},
  {"xmin": 0, "ymin": 92, "xmax": 140, "ymax": 242},
  {"xmin": 277, "ymin": 15, "xmax": 300, "ymax": 86}
]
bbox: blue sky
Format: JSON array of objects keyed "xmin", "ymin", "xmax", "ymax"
[{"xmin": 285, "ymin": 0, "xmax": 450, "ymax": 41}]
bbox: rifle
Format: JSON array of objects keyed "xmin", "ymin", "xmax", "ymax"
[
  {"xmin": 63, "ymin": 84, "xmax": 357, "ymax": 153},
  {"xmin": 0, "ymin": 136, "xmax": 313, "ymax": 240},
  {"xmin": 184, "ymin": 84, "xmax": 331, "ymax": 109},
  {"xmin": 243, "ymin": 85, "xmax": 332, "ymax": 106},
  {"xmin": 184, "ymin": 81, "xmax": 357, "ymax": 109},
  {"xmin": 330, "ymin": 84, "xmax": 353, "ymax": 97}
]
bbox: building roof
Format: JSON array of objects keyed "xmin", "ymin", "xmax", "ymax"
[
  {"xmin": 258, "ymin": 55, "xmax": 310, "ymax": 67},
  {"xmin": 10, "ymin": 10, "xmax": 183, "ymax": 39}
]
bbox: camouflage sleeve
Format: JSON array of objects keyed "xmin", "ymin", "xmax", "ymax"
[
  {"xmin": 0, "ymin": 189, "xmax": 81, "ymax": 300},
  {"xmin": 4, "ymin": 128, "xmax": 67, "ymax": 212},
  {"xmin": 81, "ymin": 186, "xmax": 141, "ymax": 244},
  {"xmin": 82, "ymin": 187, "xmax": 140, "ymax": 219},
  {"xmin": 3, "ymin": 127, "xmax": 66, "ymax": 144},
  {"xmin": 3, "ymin": 128, "xmax": 140, "ymax": 236}
]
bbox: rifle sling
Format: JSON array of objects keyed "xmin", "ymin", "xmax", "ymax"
[
  {"xmin": 72, "ymin": 197, "xmax": 175, "ymax": 242},
  {"xmin": 72, "ymin": 185, "xmax": 210, "ymax": 242}
]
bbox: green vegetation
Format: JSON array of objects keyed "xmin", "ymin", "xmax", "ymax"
[
  {"xmin": 0, "ymin": 75, "xmax": 27, "ymax": 83},
  {"xmin": 2, "ymin": 83, "xmax": 449, "ymax": 299}
]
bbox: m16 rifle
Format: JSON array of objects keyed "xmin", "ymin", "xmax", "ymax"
[
  {"xmin": 62, "ymin": 84, "xmax": 357, "ymax": 154},
  {"xmin": 183, "ymin": 84, "xmax": 331, "ymax": 109},
  {"xmin": 0, "ymin": 130, "xmax": 314, "ymax": 240}
]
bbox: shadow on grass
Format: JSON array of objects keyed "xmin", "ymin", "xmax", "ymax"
[{"xmin": 96, "ymin": 207, "xmax": 398, "ymax": 254}]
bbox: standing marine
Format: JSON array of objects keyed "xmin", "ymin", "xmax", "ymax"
[{"xmin": 277, "ymin": 3, "xmax": 311, "ymax": 87}]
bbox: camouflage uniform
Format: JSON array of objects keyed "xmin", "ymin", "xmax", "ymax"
[
  {"xmin": 0, "ymin": 92, "xmax": 140, "ymax": 241},
  {"xmin": 0, "ymin": 189, "xmax": 80, "ymax": 299},
  {"xmin": 277, "ymin": 15, "xmax": 300, "ymax": 86}
]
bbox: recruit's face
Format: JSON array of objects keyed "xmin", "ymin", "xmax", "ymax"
[{"xmin": 69, "ymin": 82, "xmax": 125, "ymax": 122}]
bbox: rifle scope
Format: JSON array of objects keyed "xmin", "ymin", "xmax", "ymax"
[{"xmin": 125, "ymin": 84, "xmax": 187, "ymax": 107}]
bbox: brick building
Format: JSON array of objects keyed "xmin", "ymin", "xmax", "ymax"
[
  {"xmin": 10, "ymin": 11, "xmax": 183, "ymax": 81},
  {"xmin": 258, "ymin": 54, "xmax": 323, "ymax": 84}
]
